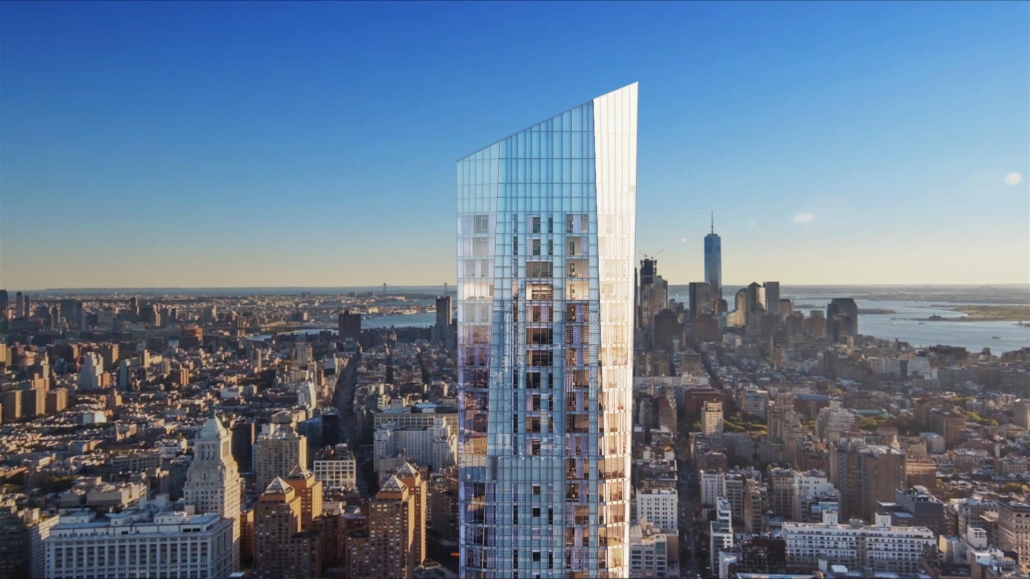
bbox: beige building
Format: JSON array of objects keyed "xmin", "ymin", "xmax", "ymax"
[
  {"xmin": 184, "ymin": 415, "xmax": 242, "ymax": 570},
  {"xmin": 998, "ymin": 498, "xmax": 1030, "ymax": 566},
  {"xmin": 393, "ymin": 462, "xmax": 427, "ymax": 566},
  {"xmin": 702, "ymin": 401, "xmax": 723, "ymax": 435},
  {"xmin": 255, "ymin": 425, "xmax": 307, "ymax": 491},
  {"xmin": 347, "ymin": 475, "xmax": 416, "ymax": 579}
]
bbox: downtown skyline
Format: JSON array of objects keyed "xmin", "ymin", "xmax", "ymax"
[{"xmin": 2, "ymin": 2, "xmax": 1028, "ymax": 290}]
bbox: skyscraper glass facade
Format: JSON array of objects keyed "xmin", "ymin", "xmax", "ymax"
[
  {"xmin": 705, "ymin": 231, "xmax": 722, "ymax": 298},
  {"xmin": 456, "ymin": 83, "xmax": 638, "ymax": 579}
]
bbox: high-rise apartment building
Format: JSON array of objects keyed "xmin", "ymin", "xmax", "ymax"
[
  {"xmin": 704, "ymin": 211, "xmax": 722, "ymax": 299},
  {"xmin": 639, "ymin": 258, "xmax": 668, "ymax": 332},
  {"xmin": 78, "ymin": 352, "xmax": 104, "ymax": 390},
  {"xmin": 831, "ymin": 440, "xmax": 906, "ymax": 522},
  {"xmin": 434, "ymin": 295, "xmax": 454, "ymax": 344},
  {"xmin": 255, "ymin": 425, "xmax": 308, "ymax": 491},
  {"xmin": 346, "ymin": 475, "xmax": 417, "ymax": 579},
  {"xmin": 184, "ymin": 414, "xmax": 242, "ymax": 570},
  {"xmin": 688, "ymin": 281, "xmax": 713, "ymax": 320},
  {"xmin": 394, "ymin": 462, "xmax": 428, "ymax": 566},
  {"xmin": 0, "ymin": 499, "xmax": 58, "ymax": 579},
  {"xmin": 284, "ymin": 466, "xmax": 324, "ymax": 531},
  {"xmin": 702, "ymin": 400, "xmax": 724, "ymax": 435},
  {"xmin": 763, "ymin": 282, "xmax": 780, "ymax": 316},
  {"xmin": 254, "ymin": 478, "xmax": 322, "ymax": 579},
  {"xmin": 827, "ymin": 298, "xmax": 859, "ymax": 342},
  {"xmin": 456, "ymin": 83, "xmax": 637, "ymax": 578},
  {"xmin": 338, "ymin": 310, "xmax": 361, "ymax": 342}
]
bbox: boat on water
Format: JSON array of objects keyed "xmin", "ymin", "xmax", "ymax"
[{"xmin": 992, "ymin": 336, "xmax": 1001, "ymax": 340}]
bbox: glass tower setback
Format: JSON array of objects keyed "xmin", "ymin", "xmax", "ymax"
[{"xmin": 456, "ymin": 83, "xmax": 637, "ymax": 579}]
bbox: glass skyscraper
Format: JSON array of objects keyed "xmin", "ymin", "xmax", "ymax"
[
  {"xmin": 456, "ymin": 83, "xmax": 637, "ymax": 579},
  {"xmin": 704, "ymin": 212, "xmax": 722, "ymax": 298}
]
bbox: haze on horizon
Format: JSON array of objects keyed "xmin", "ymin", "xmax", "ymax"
[{"xmin": 1, "ymin": 2, "xmax": 1027, "ymax": 291}]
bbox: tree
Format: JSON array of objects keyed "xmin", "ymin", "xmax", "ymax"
[{"xmin": 1001, "ymin": 483, "xmax": 1029, "ymax": 496}]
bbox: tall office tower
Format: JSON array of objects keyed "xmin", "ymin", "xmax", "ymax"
[
  {"xmin": 745, "ymin": 282, "xmax": 764, "ymax": 314},
  {"xmin": 185, "ymin": 414, "xmax": 242, "ymax": 570},
  {"xmin": 827, "ymin": 298, "xmax": 859, "ymax": 342},
  {"xmin": 255, "ymin": 425, "xmax": 308, "ymax": 491},
  {"xmin": 642, "ymin": 273, "xmax": 668, "ymax": 332},
  {"xmin": 456, "ymin": 83, "xmax": 637, "ymax": 578},
  {"xmin": 22, "ymin": 294, "xmax": 30, "ymax": 318},
  {"xmin": 59, "ymin": 299, "xmax": 83, "ymax": 329},
  {"xmin": 0, "ymin": 290, "xmax": 7, "ymax": 318},
  {"xmin": 763, "ymin": 282, "xmax": 780, "ymax": 316},
  {"xmin": 688, "ymin": 282, "xmax": 713, "ymax": 320},
  {"xmin": 704, "ymin": 211, "xmax": 722, "ymax": 298},
  {"xmin": 733, "ymin": 289, "xmax": 748, "ymax": 327},
  {"xmin": 652, "ymin": 309, "xmax": 680, "ymax": 354},
  {"xmin": 338, "ymin": 310, "xmax": 361, "ymax": 342},
  {"xmin": 394, "ymin": 462, "xmax": 428, "ymax": 566},
  {"xmin": 434, "ymin": 295, "xmax": 454, "ymax": 344},
  {"xmin": 15, "ymin": 292, "xmax": 23, "ymax": 318},
  {"xmin": 638, "ymin": 257, "xmax": 656, "ymax": 327}
]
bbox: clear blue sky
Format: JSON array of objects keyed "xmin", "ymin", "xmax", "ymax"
[{"xmin": 2, "ymin": 1, "xmax": 1027, "ymax": 290}]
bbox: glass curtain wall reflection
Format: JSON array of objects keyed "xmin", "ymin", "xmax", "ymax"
[{"xmin": 456, "ymin": 83, "xmax": 638, "ymax": 579}]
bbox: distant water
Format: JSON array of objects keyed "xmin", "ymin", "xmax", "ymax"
[
  {"xmin": 669, "ymin": 291, "xmax": 1029, "ymax": 353},
  {"xmin": 246, "ymin": 311, "xmax": 437, "ymax": 341},
  {"xmin": 792, "ymin": 298, "xmax": 1029, "ymax": 353}
]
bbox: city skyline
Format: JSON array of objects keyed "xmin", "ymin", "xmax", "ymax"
[{"xmin": 2, "ymin": 2, "xmax": 1028, "ymax": 289}]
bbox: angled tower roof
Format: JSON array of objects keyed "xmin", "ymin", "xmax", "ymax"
[
  {"xmin": 395, "ymin": 462, "xmax": 420, "ymax": 478},
  {"xmin": 263, "ymin": 477, "xmax": 294, "ymax": 495},
  {"xmin": 198, "ymin": 414, "xmax": 228, "ymax": 440},
  {"xmin": 380, "ymin": 475, "xmax": 405, "ymax": 493},
  {"xmin": 285, "ymin": 464, "xmax": 308, "ymax": 479},
  {"xmin": 458, "ymin": 82, "xmax": 638, "ymax": 162}
]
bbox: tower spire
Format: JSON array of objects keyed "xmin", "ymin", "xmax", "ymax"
[{"xmin": 711, "ymin": 209, "xmax": 714, "ymax": 235}]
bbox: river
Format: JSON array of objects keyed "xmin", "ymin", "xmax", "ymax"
[
  {"xmin": 246, "ymin": 311, "xmax": 437, "ymax": 341},
  {"xmin": 668, "ymin": 291, "xmax": 1028, "ymax": 353},
  {"xmin": 250, "ymin": 298, "xmax": 1028, "ymax": 354}
]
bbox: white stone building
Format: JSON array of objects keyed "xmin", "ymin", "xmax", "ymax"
[
  {"xmin": 782, "ymin": 509, "xmax": 934, "ymax": 574},
  {"xmin": 44, "ymin": 511, "xmax": 233, "ymax": 579}
]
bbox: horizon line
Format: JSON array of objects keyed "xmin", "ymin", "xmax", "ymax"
[{"xmin": 6, "ymin": 282, "xmax": 1029, "ymax": 293}]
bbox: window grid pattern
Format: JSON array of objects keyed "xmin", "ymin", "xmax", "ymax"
[{"xmin": 456, "ymin": 83, "xmax": 637, "ymax": 579}]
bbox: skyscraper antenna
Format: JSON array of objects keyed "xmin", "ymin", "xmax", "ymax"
[{"xmin": 710, "ymin": 209, "xmax": 714, "ymax": 235}]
